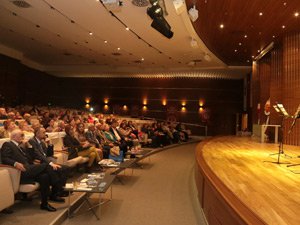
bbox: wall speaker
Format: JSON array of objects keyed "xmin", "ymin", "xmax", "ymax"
[{"xmin": 188, "ymin": 6, "xmax": 198, "ymax": 22}]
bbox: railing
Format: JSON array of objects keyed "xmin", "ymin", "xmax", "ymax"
[{"xmin": 141, "ymin": 117, "xmax": 208, "ymax": 136}]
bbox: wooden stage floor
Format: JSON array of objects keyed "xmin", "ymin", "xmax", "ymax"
[{"xmin": 201, "ymin": 136, "xmax": 300, "ymax": 225}]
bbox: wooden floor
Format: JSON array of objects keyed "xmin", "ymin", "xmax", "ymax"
[{"xmin": 202, "ymin": 136, "xmax": 300, "ymax": 225}]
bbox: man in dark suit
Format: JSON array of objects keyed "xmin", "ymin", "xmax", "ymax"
[
  {"xmin": 28, "ymin": 127, "xmax": 69, "ymax": 197},
  {"xmin": 1, "ymin": 129, "xmax": 64, "ymax": 212}
]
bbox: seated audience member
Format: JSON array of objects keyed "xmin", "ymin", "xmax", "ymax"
[
  {"xmin": 7, "ymin": 112, "xmax": 16, "ymax": 122},
  {"xmin": 63, "ymin": 125, "xmax": 101, "ymax": 171},
  {"xmin": 18, "ymin": 121, "xmax": 34, "ymax": 134},
  {"xmin": 0, "ymin": 120, "xmax": 17, "ymax": 138},
  {"xmin": 175, "ymin": 123, "xmax": 190, "ymax": 141},
  {"xmin": 118, "ymin": 121, "xmax": 137, "ymax": 149},
  {"xmin": 85, "ymin": 124, "xmax": 100, "ymax": 148},
  {"xmin": 15, "ymin": 111, "xmax": 23, "ymax": 120},
  {"xmin": 41, "ymin": 112, "xmax": 51, "ymax": 129},
  {"xmin": 110, "ymin": 120, "xmax": 129, "ymax": 154},
  {"xmin": 23, "ymin": 113, "xmax": 32, "ymax": 125},
  {"xmin": 94, "ymin": 123, "xmax": 110, "ymax": 159},
  {"xmin": 127, "ymin": 120, "xmax": 139, "ymax": 138},
  {"xmin": 0, "ymin": 107, "xmax": 8, "ymax": 119},
  {"xmin": 87, "ymin": 114, "xmax": 94, "ymax": 124},
  {"xmin": 118, "ymin": 121, "xmax": 136, "ymax": 139},
  {"xmin": 56, "ymin": 121, "xmax": 66, "ymax": 132},
  {"xmin": 28, "ymin": 127, "xmax": 69, "ymax": 196},
  {"xmin": 76, "ymin": 123, "xmax": 103, "ymax": 158},
  {"xmin": 1, "ymin": 130, "xmax": 65, "ymax": 212},
  {"xmin": 46, "ymin": 119, "xmax": 59, "ymax": 132}
]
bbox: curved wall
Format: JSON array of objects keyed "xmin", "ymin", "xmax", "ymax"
[{"xmin": 194, "ymin": 138, "xmax": 266, "ymax": 225}]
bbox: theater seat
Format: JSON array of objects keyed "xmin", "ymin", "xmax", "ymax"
[
  {"xmin": 0, "ymin": 169, "xmax": 14, "ymax": 212},
  {"xmin": 0, "ymin": 165, "xmax": 39, "ymax": 195}
]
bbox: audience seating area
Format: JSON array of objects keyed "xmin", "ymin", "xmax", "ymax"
[{"xmin": 0, "ymin": 105, "xmax": 192, "ymax": 215}]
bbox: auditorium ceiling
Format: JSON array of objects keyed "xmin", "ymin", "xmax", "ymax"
[
  {"xmin": 186, "ymin": 0, "xmax": 300, "ymax": 65},
  {"xmin": 0, "ymin": 0, "xmax": 298, "ymax": 77}
]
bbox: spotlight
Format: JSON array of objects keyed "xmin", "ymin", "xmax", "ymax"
[
  {"xmin": 147, "ymin": 5, "xmax": 163, "ymax": 19},
  {"xmin": 147, "ymin": 0, "xmax": 173, "ymax": 39},
  {"xmin": 150, "ymin": 17, "xmax": 173, "ymax": 39}
]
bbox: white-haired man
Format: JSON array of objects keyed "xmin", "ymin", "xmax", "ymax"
[{"xmin": 1, "ymin": 130, "xmax": 64, "ymax": 212}]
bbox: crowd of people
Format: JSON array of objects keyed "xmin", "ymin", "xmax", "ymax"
[{"xmin": 0, "ymin": 105, "xmax": 191, "ymax": 212}]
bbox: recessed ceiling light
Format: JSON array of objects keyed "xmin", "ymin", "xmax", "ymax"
[
  {"xmin": 244, "ymin": 35, "xmax": 248, "ymax": 38},
  {"xmin": 272, "ymin": 35, "xmax": 276, "ymax": 38},
  {"xmin": 89, "ymin": 32, "xmax": 93, "ymax": 35},
  {"xmin": 117, "ymin": 47, "xmax": 121, "ymax": 51},
  {"xmin": 247, "ymin": 60, "xmax": 250, "ymax": 63},
  {"xmin": 295, "ymin": 12, "xmax": 299, "ymax": 17},
  {"xmin": 125, "ymin": 27, "xmax": 130, "ymax": 31},
  {"xmin": 104, "ymin": 40, "xmax": 108, "ymax": 43},
  {"xmin": 259, "ymin": 12, "xmax": 263, "ymax": 16},
  {"xmin": 234, "ymin": 49, "xmax": 238, "ymax": 52},
  {"xmin": 283, "ymin": 2, "xmax": 287, "ymax": 6},
  {"xmin": 257, "ymin": 50, "xmax": 260, "ymax": 53},
  {"xmin": 252, "ymin": 56, "xmax": 255, "ymax": 58},
  {"xmin": 239, "ymin": 42, "xmax": 242, "ymax": 46},
  {"xmin": 141, "ymin": 57, "xmax": 144, "ymax": 61},
  {"xmin": 219, "ymin": 24, "xmax": 224, "ymax": 29},
  {"xmin": 282, "ymin": 25, "xmax": 286, "ymax": 29}
]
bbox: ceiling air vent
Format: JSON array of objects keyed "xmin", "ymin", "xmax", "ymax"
[
  {"xmin": 11, "ymin": 0, "xmax": 31, "ymax": 8},
  {"xmin": 131, "ymin": 0, "xmax": 149, "ymax": 7},
  {"xmin": 112, "ymin": 52, "xmax": 121, "ymax": 56},
  {"xmin": 133, "ymin": 60, "xmax": 142, "ymax": 63}
]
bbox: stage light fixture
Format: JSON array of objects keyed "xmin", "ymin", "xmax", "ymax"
[
  {"xmin": 147, "ymin": 0, "xmax": 173, "ymax": 39},
  {"xmin": 150, "ymin": 17, "xmax": 174, "ymax": 39}
]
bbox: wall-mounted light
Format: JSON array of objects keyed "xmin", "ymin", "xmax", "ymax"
[
  {"xmin": 123, "ymin": 105, "xmax": 128, "ymax": 110},
  {"xmin": 104, "ymin": 98, "xmax": 109, "ymax": 104},
  {"xmin": 181, "ymin": 106, "xmax": 186, "ymax": 112},
  {"xmin": 85, "ymin": 104, "xmax": 90, "ymax": 109},
  {"xmin": 199, "ymin": 99, "xmax": 204, "ymax": 107},
  {"xmin": 162, "ymin": 99, "xmax": 167, "ymax": 106},
  {"xmin": 181, "ymin": 100, "xmax": 186, "ymax": 106},
  {"xmin": 199, "ymin": 107, "xmax": 204, "ymax": 113},
  {"xmin": 90, "ymin": 107, "xmax": 94, "ymax": 112},
  {"xmin": 143, "ymin": 98, "xmax": 148, "ymax": 105},
  {"xmin": 143, "ymin": 106, "xmax": 148, "ymax": 111},
  {"xmin": 85, "ymin": 98, "xmax": 90, "ymax": 104},
  {"xmin": 104, "ymin": 104, "xmax": 109, "ymax": 110}
]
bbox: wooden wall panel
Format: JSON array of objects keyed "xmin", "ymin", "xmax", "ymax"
[
  {"xmin": 253, "ymin": 31, "xmax": 300, "ymax": 146},
  {"xmin": 0, "ymin": 54, "xmax": 244, "ymax": 136},
  {"xmin": 270, "ymin": 47, "xmax": 283, "ymax": 126},
  {"xmin": 283, "ymin": 33, "xmax": 300, "ymax": 145},
  {"xmin": 251, "ymin": 62, "xmax": 260, "ymax": 124}
]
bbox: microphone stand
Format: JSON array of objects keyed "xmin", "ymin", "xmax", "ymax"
[
  {"xmin": 264, "ymin": 115, "xmax": 291, "ymax": 164},
  {"xmin": 286, "ymin": 114, "xmax": 300, "ymax": 168}
]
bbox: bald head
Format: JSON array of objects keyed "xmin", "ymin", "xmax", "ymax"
[{"xmin": 10, "ymin": 129, "xmax": 24, "ymax": 144}]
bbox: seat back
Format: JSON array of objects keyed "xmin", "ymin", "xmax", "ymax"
[
  {"xmin": 0, "ymin": 169, "xmax": 14, "ymax": 211},
  {"xmin": 0, "ymin": 165, "xmax": 39, "ymax": 194}
]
